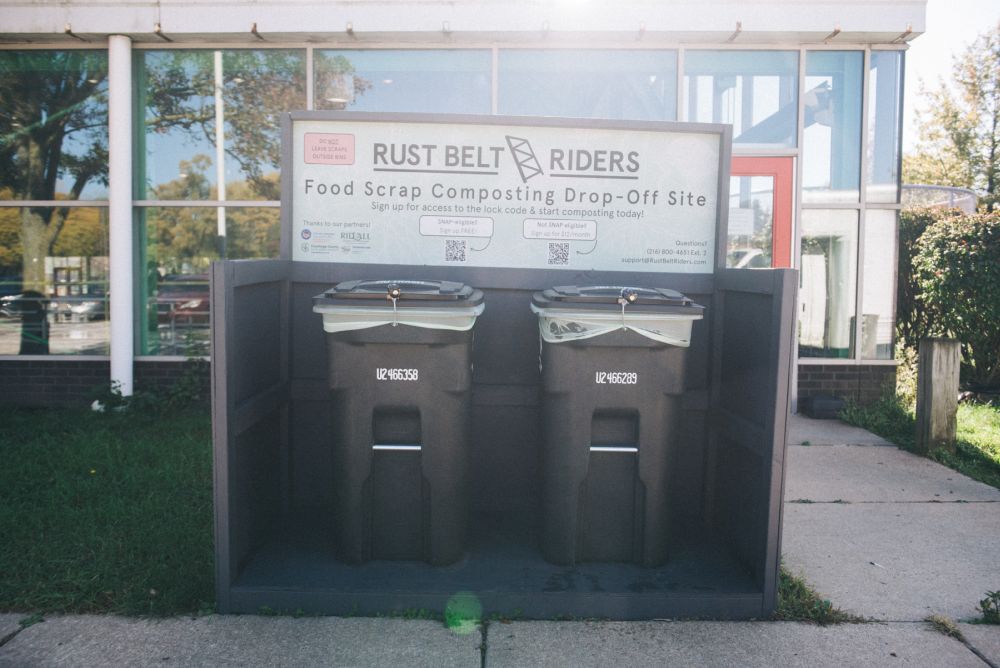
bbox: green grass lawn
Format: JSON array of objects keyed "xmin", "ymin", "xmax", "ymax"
[
  {"xmin": 0, "ymin": 406, "xmax": 214, "ymax": 616},
  {"xmin": 0, "ymin": 402, "xmax": 892, "ymax": 620},
  {"xmin": 842, "ymin": 398, "xmax": 1000, "ymax": 490}
]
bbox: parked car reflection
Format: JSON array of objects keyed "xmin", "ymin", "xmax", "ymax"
[
  {"xmin": 51, "ymin": 288, "xmax": 108, "ymax": 322},
  {"xmin": 156, "ymin": 274, "xmax": 210, "ymax": 327},
  {"xmin": 727, "ymin": 247, "xmax": 770, "ymax": 269},
  {"xmin": 0, "ymin": 292, "xmax": 31, "ymax": 318}
]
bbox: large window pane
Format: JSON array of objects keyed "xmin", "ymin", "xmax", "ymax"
[
  {"xmin": 803, "ymin": 51, "xmax": 863, "ymax": 203},
  {"xmin": 799, "ymin": 209, "xmax": 858, "ymax": 358},
  {"xmin": 0, "ymin": 206, "xmax": 109, "ymax": 355},
  {"xmin": 498, "ymin": 50, "xmax": 677, "ymax": 120},
  {"xmin": 861, "ymin": 209, "xmax": 897, "ymax": 359},
  {"xmin": 140, "ymin": 49, "xmax": 306, "ymax": 201},
  {"xmin": 137, "ymin": 206, "xmax": 279, "ymax": 355},
  {"xmin": 684, "ymin": 50, "xmax": 797, "ymax": 147},
  {"xmin": 868, "ymin": 51, "xmax": 903, "ymax": 203},
  {"xmin": 0, "ymin": 51, "xmax": 108, "ymax": 201},
  {"xmin": 315, "ymin": 50, "xmax": 491, "ymax": 114}
]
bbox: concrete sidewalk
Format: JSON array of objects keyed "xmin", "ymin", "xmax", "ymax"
[
  {"xmin": 1, "ymin": 414, "xmax": 998, "ymax": 667},
  {"xmin": 782, "ymin": 414, "xmax": 1000, "ymax": 623}
]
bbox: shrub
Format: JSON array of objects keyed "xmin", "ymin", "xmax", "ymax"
[
  {"xmin": 910, "ymin": 211, "xmax": 1000, "ymax": 390},
  {"xmin": 896, "ymin": 209, "xmax": 949, "ymax": 347}
]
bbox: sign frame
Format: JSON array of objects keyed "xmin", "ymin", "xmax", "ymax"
[{"xmin": 280, "ymin": 111, "xmax": 732, "ymax": 287}]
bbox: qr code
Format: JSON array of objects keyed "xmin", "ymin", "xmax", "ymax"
[
  {"xmin": 445, "ymin": 239, "xmax": 467, "ymax": 262},
  {"xmin": 547, "ymin": 242, "xmax": 570, "ymax": 265}
]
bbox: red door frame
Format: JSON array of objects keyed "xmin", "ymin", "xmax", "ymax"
[{"xmin": 730, "ymin": 157, "xmax": 794, "ymax": 269}]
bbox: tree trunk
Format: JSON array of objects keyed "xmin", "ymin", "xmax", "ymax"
[
  {"xmin": 20, "ymin": 208, "xmax": 51, "ymax": 293},
  {"xmin": 19, "ymin": 207, "xmax": 68, "ymax": 356}
]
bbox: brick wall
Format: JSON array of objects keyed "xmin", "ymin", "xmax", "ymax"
[
  {"xmin": 0, "ymin": 359, "xmax": 210, "ymax": 407},
  {"xmin": 797, "ymin": 364, "xmax": 896, "ymax": 407},
  {"xmin": 0, "ymin": 360, "xmax": 110, "ymax": 407},
  {"xmin": 135, "ymin": 360, "xmax": 211, "ymax": 398},
  {"xmin": 3, "ymin": 358, "xmax": 894, "ymax": 409}
]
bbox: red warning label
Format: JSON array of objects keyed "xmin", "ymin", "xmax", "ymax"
[{"xmin": 304, "ymin": 133, "xmax": 355, "ymax": 165}]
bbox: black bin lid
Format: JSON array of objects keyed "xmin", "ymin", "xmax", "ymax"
[
  {"xmin": 314, "ymin": 279, "xmax": 483, "ymax": 308},
  {"xmin": 532, "ymin": 285, "xmax": 703, "ymax": 315}
]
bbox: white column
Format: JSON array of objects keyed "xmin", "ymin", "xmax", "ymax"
[{"xmin": 108, "ymin": 35, "xmax": 134, "ymax": 396}]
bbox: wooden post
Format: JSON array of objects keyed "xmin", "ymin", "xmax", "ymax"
[{"xmin": 916, "ymin": 338, "xmax": 961, "ymax": 454}]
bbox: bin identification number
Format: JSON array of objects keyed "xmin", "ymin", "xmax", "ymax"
[
  {"xmin": 376, "ymin": 368, "xmax": 419, "ymax": 381},
  {"xmin": 595, "ymin": 371, "xmax": 638, "ymax": 385}
]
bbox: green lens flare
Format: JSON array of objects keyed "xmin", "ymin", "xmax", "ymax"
[{"xmin": 444, "ymin": 591, "xmax": 482, "ymax": 635}]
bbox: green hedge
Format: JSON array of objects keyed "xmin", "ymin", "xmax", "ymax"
[{"xmin": 899, "ymin": 208, "xmax": 1000, "ymax": 390}]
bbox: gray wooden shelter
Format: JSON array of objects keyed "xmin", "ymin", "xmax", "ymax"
[{"xmin": 211, "ymin": 113, "xmax": 796, "ymax": 619}]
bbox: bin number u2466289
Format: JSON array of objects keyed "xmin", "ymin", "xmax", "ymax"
[
  {"xmin": 376, "ymin": 368, "xmax": 419, "ymax": 381},
  {"xmin": 595, "ymin": 371, "xmax": 638, "ymax": 385}
]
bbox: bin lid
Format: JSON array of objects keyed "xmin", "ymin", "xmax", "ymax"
[
  {"xmin": 314, "ymin": 279, "xmax": 483, "ymax": 309},
  {"xmin": 532, "ymin": 285, "xmax": 702, "ymax": 315},
  {"xmin": 531, "ymin": 285, "xmax": 703, "ymax": 346}
]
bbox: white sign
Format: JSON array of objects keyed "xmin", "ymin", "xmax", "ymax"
[
  {"xmin": 523, "ymin": 219, "xmax": 597, "ymax": 241},
  {"xmin": 728, "ymin": 207, "xmax": 755, "ymax": 237},
  {"xmin": 290, "ymin": 118, "xmax": 721, "ymax": 273},
  {"xmin": 419, "ymin": 215, "xmax": 494, "ymax": 238}
]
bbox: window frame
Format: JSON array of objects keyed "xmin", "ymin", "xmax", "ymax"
[{"xmin": 0, "ymin": 41, "xmax": 908, "ymax": 363}]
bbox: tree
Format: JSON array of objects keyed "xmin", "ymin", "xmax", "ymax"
[
  {"xmin": 910, "ymin": 211, "xmax": 1000, "ymax": 389},
  {"xmin": 904, "ymin": 24, "xmax": 1000, "ymax": 211}
]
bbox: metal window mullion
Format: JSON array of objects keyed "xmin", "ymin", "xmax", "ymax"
[
  {"xmin": 795, "ymin": 47, "xmax": 806, "ymax": 271},
  {"xmin": 0, "ymin": 354, "xmax": 111, "ymax": 362},
  {"xmin": 887, "ymin": 50, "xmax": 907, "ymax": 363},
  {"xmin": 798, "ymin": 358, "xmax": 899, "ymax": 366},
  {"xmin": 731, "ymin": 148, "xmax": 799, "ymax": 158},
  {"xmin": 0, "ymin": 200, "xmax": 110, "ymax": 207},
  {"xmin": 800, "ymin": 202, "xmax": 867, "ymax": 210},
  {"xmin": 134, "ymin": 200, "xmax": 281, "ymax": 207},
  {"xmin": 855, "ymin": 48, "xmax": 872, "ymax": 363},
  {"xmin": 895, "ymin": 51, "xmax": 907, "ymax": 206},
  {"xmin": 306, "ymin": 46, "xmax": 314, "ymax": 110},
  {"xmin": 792, "ymin": 45, "xmax": 806, "ymax": 394},
  {"xmin": 214, "ymin": 50, "xmax": 227, "ymax": 246}
]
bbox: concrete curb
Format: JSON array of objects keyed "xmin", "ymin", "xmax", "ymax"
[
  {"xmin": 485, "ymin": 620, "xmax": 984, "ymax": 667},
  {"xmin": 0, "ymin": 615, "xmax": 482, "ymax": 668}
]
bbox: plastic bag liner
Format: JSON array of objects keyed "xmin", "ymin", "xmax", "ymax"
[
  {"xmin": 531, "ymin": 305, "xmax": 701, "ymax": 346},
  {"xmin": 315, "ymin": 304, "xmax": 485, "ymax": 333}
]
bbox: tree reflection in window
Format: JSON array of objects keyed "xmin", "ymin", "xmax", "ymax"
[
  {"xmin": 0, "ymin": 52, "xmax": 111, "ymax": 354},
  {"xmin": 0, "ymin": 52, "xmax": 109, "ymax": 301}
]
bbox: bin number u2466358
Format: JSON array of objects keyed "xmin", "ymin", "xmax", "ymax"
[
  {"xmin": 595, "ymin": 371, "xmax": 638, "ymax": 385},
  {"xmin": 376, "ymin": 368, "xmax": 419, "ymax": 381}
]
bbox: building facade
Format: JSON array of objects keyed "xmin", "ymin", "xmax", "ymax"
[{"xmin": 0, "ymin": 0, "xmax": 925, "ymax": 406}]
